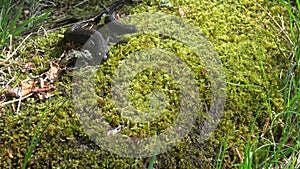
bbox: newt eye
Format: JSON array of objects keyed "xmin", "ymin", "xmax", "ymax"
[
  {"xmin": 103, "ymin": 54, "xmax": 108, "ymax": 60},
  {"xmin": 71, "ymin": 24, "xmax": 82, "ymax": 31}
]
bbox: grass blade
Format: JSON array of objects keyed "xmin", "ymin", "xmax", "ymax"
[{"xmin": 22, "ymin": 99, "xmax": 67, "ymax": 169}]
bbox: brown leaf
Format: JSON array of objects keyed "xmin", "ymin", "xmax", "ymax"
[
  {"xmin": 20, "ymin": 80, "xmax": 36, "ymax": 97},
  {"xmin": 7, "ymin": 148, "xmax": 13, "ymax": 159},
  {"xmin": 44, "ymin": 62, "xmax": 62, "ymax": 83},
  {"xmin": 22, "ymin": 62, "xmax": 35, "ymax": 73},
  {"xmin": 179, "ymin": 7, "xmax": 185, "ymax": 17}
]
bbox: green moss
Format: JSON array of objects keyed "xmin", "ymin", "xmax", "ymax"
[{"xmin": 0, "ymin": 0, "xmax": 291, "ymax": 168}]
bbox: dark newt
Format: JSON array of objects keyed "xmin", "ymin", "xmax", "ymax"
[
  {"xmin": 64, "ymin": 26, "xmax": 108, "ymax": 63},
  {"xmin": 104, "ymin": 12, "xmax": 138, "ymax": 36},
  {"xmin": 63, "ymin": 13, "xmax": 138, "ymax": 63}
]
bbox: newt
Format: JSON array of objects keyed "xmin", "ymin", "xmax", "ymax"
[
  {"xmin": 64, "ymin": 26, "xmax": 108, "ymax": 63},
  {"xmin": 63, "ymin": 13, "xmax": 138, "ymax": 64}
]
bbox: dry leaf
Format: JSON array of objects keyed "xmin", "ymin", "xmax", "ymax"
[
  {"xmin": 179, "ymin": 7, "xmax": 185, "ymax": 17},
  {"xmin": 44, "ymin": 62, "xmax": 61, "ymax": 83},
  {"xmin": 7, "ymin": 148, "xmax": 13, "ymax": 158},
  {"xmin": 21, "ymin": 80, "xmax": 36, "ymax": 97},
  {"xmin": 22, "ymin": 62, "xmax": 35, "ymax": 72}
]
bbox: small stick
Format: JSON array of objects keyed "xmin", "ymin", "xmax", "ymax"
[
  {"xmin": 74, "ymin": 0, "xmax": 89, "ymax": 7},
  {"xmin": 255, "ymin": 1, "xmax": 292, "ymax": 45},
  {"xmin": 6, "ymin": 33, "xmax": 32, "ymax": 62},
  {"xmin": 1, "ymin": 93, "xmax": 33, "ymax": 107},
  {"xmin": 16, "ymin": 93, "xmax": 22, "ymax": 114}
]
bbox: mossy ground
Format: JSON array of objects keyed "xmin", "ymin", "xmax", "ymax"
[{"xmin": 0, "ymin": 0, "xmax": 291, "ymax": 168}]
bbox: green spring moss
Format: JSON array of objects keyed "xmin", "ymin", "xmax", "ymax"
[{"xmin": 0, "ymin": 0, "xmax": 291, "ymax": 168}]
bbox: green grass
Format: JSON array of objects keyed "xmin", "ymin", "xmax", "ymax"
[
  {"xmin": 258, "ymin": 0, "xmax": 300, "ymax": 168},
  {"xmin": 0, "ymin": 0, "xmax": 50, "ymax": 49},
  {"xmin": 22, "ymin": 99, "xmax": 67, "ymax": 169},
  {"xmin": 0, "ymin": 0, "xmax": 55, "ymax": 167},
  {"xmin": 213, "ymin": 134, "xmax": 229, "ymax": 169},
  {"xmin": 214, "ymin": 0, "xmax": 300, "ymax": 168}
]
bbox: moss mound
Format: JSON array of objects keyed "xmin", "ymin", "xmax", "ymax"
[{"xmin": 0, "ymin": 0, "xmax": 290, "ymax": 168}]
